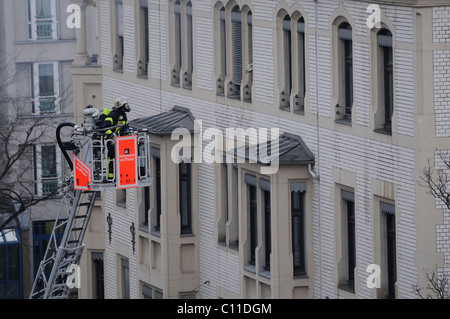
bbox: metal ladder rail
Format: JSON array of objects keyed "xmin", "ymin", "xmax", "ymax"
[
  {"xmin": 45, "ymin": 189, "xmax": 97, "ymax": 299},
  {"xmin": 29, "ymin": 185, "xmax": 97, "ymax": 299},
  {"xmin": 29, "ymin": 184, "xmax": 77, "ymax": 299}
]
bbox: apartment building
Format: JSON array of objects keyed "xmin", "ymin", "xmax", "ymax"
[
  {"xmin": 0, "ymin": 0, "xmax": 99, "ymax": 298},
  {"xmin": 73, "ymin": 0, "xmax": 450, "ymax": 299}
]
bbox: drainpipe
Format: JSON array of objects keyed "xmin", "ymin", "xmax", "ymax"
[
  {"xmin": 308, "ymin": 163, "xmax": 318, "ymax": 180},
  {"xmin": 313, "ymin": 0, "xmax": 323, "ymax": 300}
]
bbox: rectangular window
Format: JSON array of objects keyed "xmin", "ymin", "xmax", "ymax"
[
  {"xmin": 150, "ymin": 148, "xmax": 161, "ymax": 232},
  {"xmin": 28, "ymin": 0, "xmax": 57, "ymax": 40},
  {"xmin": 141, "ymin": 186, "xmax": 150, "ymax": 227},
  {"xmin": 339, "ymin": 189, "xmax": 355, "ymax": 292},
  {"xmin": 218, "ymin": 163, "xmax": 228, "ymax": 245},
  {"xmin": 141, "ymin": 284, "xmax": 163, "ymax": 299},
  {"xmin": 33, "ymin": 62, "xmax": 59, "ymax": 114},
  {"xmin": 381, "ymin": 202, "xmax": 396, "ymax": 299},
  {"xmin": 260, "ymin": 179, "xmax": 271, "ymax": 272},
  {"xmin": 91, "ymin": 252, "xmax": 104, "ymax": 299},
  {"xmin": 139, "ymin": 0, "xmax": 149, "ymax": 76},
  {"xmin": 179, "ymin": 161, "xmax": 192, "ymax": 234},
  {"xmin": 229, "ymin": 163, "xmax": 239, "ymax": 249},
  {"xmin": 291, "ymin": 182, "xmax": 306, "ymax": 276},
  {"xmin": 40, "ymin": 145, "xmax": 58, "ymax": 195},
  {"xmin": 246, "ymin": 174, "xmax": 257, "ymax": 266},
  {"xmin": 32, "ymin": 220, "xmax": 64, "ymax": 276},
  {"xmin": 116, "ymin": 189, "xmax": 126, "ymax": 207},
  {"xmin": 114, "ymin": 0, "xmax": 124, "ymax": 70},
  {"xmin": 121, "ymin": 258, "xmax": 130, "ymax": 299},
  {"xmin": 154, "ymin": 155, "xmax": 161, "ymax": 231}
]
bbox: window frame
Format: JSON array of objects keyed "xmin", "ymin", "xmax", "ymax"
[
  {"xmin": 380, "ymin": 201, "xmax": 396, "ymax": 299},
  {"xmin": 27, "ymin": 0, "xmax": 58, "ymax": 40},
  {"xmin": 215, "ymin": 5, "xmax": 227, "ymax": 96},
  {"xmin": 335, "ymin": 21, "xmax": 353, "ymax": 124},
  {"xmin": 0, "ymin": 228, "xmax": 23, "ymax": 299},
  {"xmin": 32, "ymin": 62, "xmax": 60, "ymax": 115},
  {"xmin": 374, "ymin": 28, "xmax": 394, "ymax": 135},
  {"xmin": 338, "ymin": 189, "xmax": 356, "ymax": 292},
  {"xmin": 278, "ymin": 11, "xmax": 306, "ymax": 113},
  {"xmin": 151, "ymin": 148, "xmax": 162, "ymax": 233},
  {"xmin": 113, "ymin": 0, "xmax": 124, "ymax": 71},
  {"xmin": 33, "ymin": 144, "xmax": 62, "ymax": 197},
  {"xmin": 120, "ymin": 257, "xmax": 130, "ymax": 299},
  {"xmin": 138, "ymin": 0, "xmax": 149, "ymax": 77},
  {"xmin": 179, "ymin": 160, "xmax": 193, "ymax": 235},
  {"xmin": 91, "ymin": 252, "xmax": 105, "ymax": 299},
  {"xmin": 171, "ymin": 0, "xmax": 193, "ymax": 89},
  {"xmin": 291, "ymin": 182, "xmax": 306, "ymax": 277},
  {"xmin": 261, "ymin": 179, "xmax": 271, "ymax": 272}
]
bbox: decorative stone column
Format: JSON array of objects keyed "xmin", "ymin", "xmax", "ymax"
[{"xmin": 72, "ymin": 0, "xmax": 90, "ymax": 66}]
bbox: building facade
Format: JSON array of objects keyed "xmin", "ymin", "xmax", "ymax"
[
  {"xmin": 73, "ymin": 0, "xmax": 450, "ymax": 299},
  {"xmin": 0, "ymin": 0, "xmax": 99, "ymax": 298}
]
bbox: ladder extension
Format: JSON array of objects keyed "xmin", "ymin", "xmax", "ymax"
[{"xmin": 29, "ymin": 184, "xmax": 97, "ymax": 299}]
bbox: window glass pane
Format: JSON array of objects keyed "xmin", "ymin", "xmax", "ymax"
[
  {"xmin": 41, "ymin": 145, "xmax": 56, "ymax": 177},
  {"xmin": 139, "ymin": 0, "xmax": 148, "ymax": 8},
  {"xmin": 179, "ymin": 162, "xmax": 191, "ymax": 233},
  {"xmin": 38, "ymin": 64, "xmax": 54, "ymax": 96},
  {"xmin": 121, "ymin": 258, "xmax": 130, "ymax": 299},
  {"xmin": 232, "ymin": 6, "xmax": 242, "ymax": 86},
  {"xmin": 249, "ymin": 185, "xmax": 257, "ymax": 265},
  {"xmin": 292, "ymin": 191, "xmax": 301, "ymax": 210},
  {"xmin": 8, "ymin": 245, "xmax": 20, "ymax": 281},
  {"xmin": 142, "ymin": 285, "xmax": 152, "ymax": 299},
  {"xmin": 117, "ymin": 1, "xmax": 123, "ymax": 36},
  {"xmin": 292, "ymin": 216, "xmax": 302, "ymax": 261},
  {"xmin": 181, "ymin": 181, "xmax": 189, "ymax": 224},
  {"xmin": 264, "ymin": 190, "xmax": 271, "ymax": 271},
  {"xmin": 36, "ymin": 0, "xmax": 51, "ymax": 18},
  {"xmin": 155, "ymin": 156, "xmax": 161, "ymax": 228},
  {"xmin": 291, "ymin": 189, "xmax": 305, "ymax": 275},
  {"xmin": 3, "ymin": 229, "xmax": 18, "ymax": 243}
]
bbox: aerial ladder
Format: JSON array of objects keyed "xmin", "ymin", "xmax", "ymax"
[{"xmin": 29, "ymin": 107, "xmax": 152, "ymax": 299}]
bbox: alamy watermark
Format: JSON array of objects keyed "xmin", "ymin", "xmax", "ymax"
[
  {"xmin": 66, "ymin": 264, "xmax": 81, "ymax": 289},
  {"xmin": 366, "ymin": 4, "xmax": 382, "ymax": 29},
  {"xmin": 66, "ymin": 4, "xmax": 81, "ymax": 29},
  {"xmin": 171, "ymin": 121, "xmax": 280, "ymax": 175}
]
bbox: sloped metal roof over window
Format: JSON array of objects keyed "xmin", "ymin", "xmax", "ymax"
[
  {"xmin": 129, "ymin": 106, "xmax": 196, "ymax": 135},
  {"xmin": 229, "ymin": 132, "xmax": 315, "ymax": 165}
]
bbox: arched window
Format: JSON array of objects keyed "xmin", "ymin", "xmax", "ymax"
[
  {"xmin": 279, "ymin": 12, "xmax": 306, "ymax": 113},
  {"xmin": 373, "ymin": 28, "xmax": 394, "ymax": 134},
  {"xmin": 378, "ymin": 29, "xmax": 393, "ymax": 132},
  {"xmin": 336, "ymin": 21, "xmax": 353, "ymax": 122}
]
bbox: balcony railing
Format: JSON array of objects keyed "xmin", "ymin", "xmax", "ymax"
[
  {"xmin": 38, "ymin": 95, "xmax": 57, "ymax": 114},
  {"xmin": 41, "ymin": 175, "xmax": 59, "ymax": 195},
  {"xmin": 336, "ymin": 104, "xmax": 352, "ymax": 122},
  {"xmin": 36, "ymin": 19, "xmax": 54, "ymax": 39}
]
